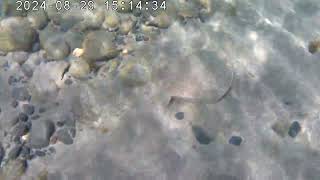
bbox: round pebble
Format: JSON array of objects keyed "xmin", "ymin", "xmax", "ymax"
[
  {"xmin": 229, "ymin": 136, "xmax": 242, "ymax": 146},
  {"xmin": 18, "ymin": 113, "xmax": 29, "ymax": 122},
  {"xmin": 175, "ymin": 112, "xmax": 185, "ymax": 120},
  {"xmin": 20, "ymin": 146, "xmax": 31, "ymax": 159},
  {"xmin": 22, "ymin": 104, "xmax": 35, "ymax": 115},
  {"xmin": 288, "ymin": 121, "xmax": 301, "ymax": 138},
  {"xmin": 8, "ymin": 75, "xmax": 18, "ymax": 85},
  {"xmin": 56, "ymin": 128, "xmax": 74, "ymax": 145},
  {"xmin": 64, "ymin": 79, "xmax": 73, "ymax": 85},
  {"xmin": 35, "ymin": 150, "xmax": 46, "ymax": 157}
]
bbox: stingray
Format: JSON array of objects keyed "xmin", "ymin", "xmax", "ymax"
[{"xmin": 167, "ymin": 68, "xmax": 234, "ymax": 107}]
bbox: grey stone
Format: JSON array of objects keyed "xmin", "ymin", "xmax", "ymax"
[
  {"xmin": 29, "ymin": 120, "xmax": 55, "ymax": 149},
  {"xmin": 56, "ymin": 128, "xmax": 74, "ymax": 145},
  {"xmin": 2, "ymin": 159, "xmax": 27, "ymax": 179},
  {"xmin": 0, "ymin": 143, "xmax": 5, "ymax": 165},
  {"xmin": 288, "ymin": 121, "xmax": 301, "ymax": 138},
  {"xmin": 229, "ymin": 136, "xmax": 243, "ymax": 146},
  {"xmin": 0, "ymin": 17, "xmax": 36, "ymax": 52},
  {"xmin": 44, "ymin": 35, "xmax": 70, "ymax": 60},
  {"xmin": 18, "ymin": 113, "xmax": 28, "ymax": 122},
  {"xmin": 20, "ymin": 146, "xmax": 31, "ymax": 159},
  {"xmin": 175, "ymin": 112, "xmax": 185, "ymax": 120},
  {"xmin": 22, "ymin": 104, "xmax": 35, "ymax": 115}
]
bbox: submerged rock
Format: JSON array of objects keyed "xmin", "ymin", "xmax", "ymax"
[
  {"xmin": 308, "ymin": 40, "xmax": 320, "ymax": 54},
  {"xmin": 288, "ymin": 121, "xmax": 301, "ymax": 138},
  {"xmin": 118, "ymin": 62, "xmax": 151, "ymax": 86},
  {"xmin": 44, "ymin": 36, "xmax": 70, "ymax": 60},
  {"xmin": 68, "ymin": 59, "xmax": 91, "ymax": 78},
  {"xmin": 29, "ymin": 120, "xmax": 55, "ymax": 148},
  {"xmin": 82, "ymin": 30, "xmax": 120, "ymax": 61},
  {"xmin": 0, "ymin": 17, "xmax": 36, "ymax": 52}
]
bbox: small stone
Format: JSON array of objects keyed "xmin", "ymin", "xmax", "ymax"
[
  {"xmin": 56, "ymin": 120, "xmax": 64, "ymax": 127},
  {"xmin": 12, "ymin": 122, "xmax": 29, "ymax": 138},
  {"xmin": 288, "ymin": 121, "xmax": 301, "ymax": 138},
  {"xmin": 272, "ymin": 121, "xmax": 290, "ymax": 137},
  {"xmin": 8, "ymin": 75, "xmax": 18, "ymax": 85},
  {"xmin": 192, "ymin": 125, "xmax": 212, "ymax": 145},
  {"xmin": 48, "ymin": 147, "xmax": 56, "ymax": 154},
  {"xmin": 175, "ymin": 112, "xmax": 185, "ymax": 120},
  {"xmin": 135, "ymin": 34, "xmax": 145, "ymax": 41},
  {"xmin": 11, "ymin": 100, "xmax": 18, "ymax": 108},
  {"xmin": 56, "ymin": 128, "xmax": 74, "ymax": 145},
  {"xmin": 229, "ymin": 136, "xmax": 242, "ymax": 146},
  {"xmin": 20, "ymin": 146, "xmax": 31, "ymax": 159},
  {"xmin": 8, "ymin": 145, "xmax": 22, "ymax": 160},
  {"xmin": 0, "ymin": 17, "xmax": 36, "ymax": 52},
  {"xmin": 35, "ymin": 150, "xmax": 46, "ymax": 157},
  {"xmin": 0, "ymin": 143, "xmax": 5, "ymax": 165},
  {"xmin": 44, "ymin": 35, "xmax": 70, "ymax": 60},
  {"xmin": 11, "ymin": 87, "xmax": 31, "ymax": 101},
  {"xmin": 29, "ymin": 120, "xmax": 55, "ymax": 149},
  {"xmin": 118, "ymin": 63, "xmax": 151, "ymax": 87},
  {"xmin": 18, "ymin": 113, "xmax": 29, "ymax": 122},
  {"xmin": 64, "ymin": 79, "xmax": 73, "ymax": 85},
  {"xmin": 308, "ymin": 40, "xmax": 320, "ymax": 54},
  {"xmin": 22, "ymin": 104, "xmax": 35, "ymax": 115},
  {"xmin": 38, "ymin": 107, "xmax": 46, "ymax": 113},
  {"xmin": 68, "ymin": 59, "xmax": 91, "ymax": 78},
  {"xmin": 31, "ymin": 114, "xmax": 40, "ymax": 120}
]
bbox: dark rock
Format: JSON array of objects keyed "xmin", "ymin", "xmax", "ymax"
[
  {"xmin": 8, "ymin": 145, "xmax": 22, "ymax": 160},
  {"xmin": 56, "ymin": 128, "xmax": 74, "ymax": 145},
  {"xmin": 48, "ymin": 147, "xmax": 56, "ymax": 154},
  {"xmin": 0, "ymin": 143, "xmax": 5, "ymax": 165},
  {"xmin": 18, "ymin": 113, "xmax": 29, "ymax": 122},
  {"xmin": 11, "ymin": 122, "xmax": 29, "ymax": 137},
  {"xmin": 22, "ymin": 104, "xmax": 35, "ymax": 115},
  {"xmin": 35, "ymin": 150, "xmax": 46, "ymax": 157},
  {"xmin": 21, "ymin": 65, "xmax": 34, "ymax": 78},
  {"xmin": 38, "ymin": 107, "xmax": 46, "ymax": 113},
  {"xmin": 192, "ymin": 125, "xmax": 212, "ymax": 145},
  {"xmin": 288, "ymin": 121, "xmax": 301, "ymax": 138},
  {"xmin": 60, "ymin": 114, "xmax": 76, "ymax": 127},
  {"xmin": 56, "ymin": 120, "xmax": 64, "ymax": 127},
  {"xmin": 31, "ymin": 114, "xmax": 41, "ymax": 120},
  {"xmin": 64, "ymin": 79, "xmax": 73, "ymax": 85},
  {"xmin": 8, "ymin": 75, "xmax": 18, "ymax": 85},
  {"xmin": 29, "ymin": 120, "xmax": 55, "ymax": 149},
  {"xmin": 175, "ymin": 112, "xmax": 185, "ymax": 120},
  {"xmin": 135, "ymin": 34, "xmax": 145, "ymax": 41},
  {"xmin": 20, "ymin": 146, "xmax": 31, "ymax": 159},
  {"xmin": 11, "ymin": 87, "xmax": 31, "ymax": 101},
  {"xmin": 11, "ymin": 100, "xmax": 18, "ymax": 108},
  {"xmin": 229, "ymin": 136, "xmax": 243, "ymax": 146}
]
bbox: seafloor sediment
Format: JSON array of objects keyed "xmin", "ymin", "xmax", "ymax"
[{"xmin": 0, "ymin": 0, "xmax": 320, "ymax": 179}]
